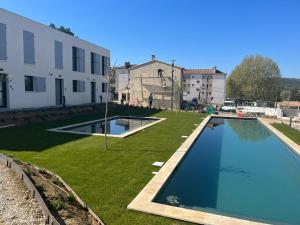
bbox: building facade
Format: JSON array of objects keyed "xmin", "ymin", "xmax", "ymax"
[
  {"xmin": 0, "ymin": 8, "xmax": 110, "ymax": 110},
  {"xmin": 115, "ymin": 62, "xmax": 133, "ymax": 104},
  {"xmin": 183, "ymin": 68, "xmax": 226, "ymax": 105},
  {"xmin": 129, "ymin": 56, "xmax": 182, "ymax": 109}
]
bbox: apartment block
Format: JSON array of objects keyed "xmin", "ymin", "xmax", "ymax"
[{"xmin": 0, "ymin": 8, "xmax": 110, "ymax": 110}]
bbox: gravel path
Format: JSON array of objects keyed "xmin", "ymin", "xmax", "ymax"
[{"xmin": 0, "ymin": 162, "xmax": 45, "ymax": 225}]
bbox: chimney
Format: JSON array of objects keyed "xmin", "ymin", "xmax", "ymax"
[
  {"xmin": 125, "ymin": 61, "xmax": 131, "ymax": 69},
  {"xmin": 151, "ymin": 55, "xmax": 156, "ymax": 61},
  {"xmin": 213, "ymin": 66, "xmax": 217, "ymax": 73}
]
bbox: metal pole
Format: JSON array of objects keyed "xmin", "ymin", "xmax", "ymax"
[{"xmin": 171, "ymin": 60, "xmax": 175, "ymax": 110}]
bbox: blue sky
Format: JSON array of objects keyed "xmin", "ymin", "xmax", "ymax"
[{"xmin": 1, "ymin": 0, "xmax": 300, "ymax": 78}]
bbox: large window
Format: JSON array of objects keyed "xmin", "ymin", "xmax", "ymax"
[
  {"xmin": 24, "ymin": 76, "xmax": 46, "ymax": 92},
  {"xmin": 0, "ymin": 23, "xmax": 7, "ymax": 60},
  {"xmin": 72, "ymin": 46, "xmax": 85, "ymax": 72},
  {"xmin": 91, "ymin": 52, "xmax": 101, "ymax": 75},
  {"xmin": 23, "ymin": 30, "xmax": 35, "ymax": 64},
  {"xmin": 102, "ymin": 56, "xmax": 110, "ymax": 76},
  {"xmin": 54, "ymin": 40, "xmax": 63, "ymax": 69},
  {"xmin": 73, "ymin": 80, "xmax": 85, "ymax": 92},
  {"xmin": 102, "ymin": 82, "xmax": 107, "ymax": 93}
]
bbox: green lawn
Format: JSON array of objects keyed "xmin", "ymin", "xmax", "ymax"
[
  {"xmin": 272, "ymin": 123, "xmax": 300, "ymax": 145},
  {"xmin": 0, "ymin": 107, "xmax": 205, "ymax": 225}
]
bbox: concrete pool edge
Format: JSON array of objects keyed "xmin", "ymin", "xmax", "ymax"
[
  {"xmin": 127, "ymin": 115, "xmax": 279, "ymax": 225},
  {"xmin": 258, "ymin": 118, "xmax": 300, "ymax": 157},
  {"xmin": 47, "ymin": 116, "xmax": 166, "ymax": 138}
]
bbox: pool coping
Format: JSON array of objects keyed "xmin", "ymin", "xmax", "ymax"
[
  {"xmin": 127, "ymin": 115, "xmax": 300, "ymax": 225},
  {"xmin": 47, "ymin": 116, "xmax": 166, "ymax": 138},
  {"xmin": 258, "ymin": 118, "xmax": 300, "ymax": 157}
]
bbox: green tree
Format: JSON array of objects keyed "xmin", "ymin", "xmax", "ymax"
[
  {"xmin": 227, "ymin": 55, "xmax": 281, "ymax": 101},
  {"xmin": 49, "ymin": 23, "xmax": 75, "ymax": 36},
  {"xmin": 290, "ymin": 88, "xmax": 300, "ymax": 101}
]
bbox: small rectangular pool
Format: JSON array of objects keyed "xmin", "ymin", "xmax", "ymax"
[
  {"xmin": 153, "ymin": 117, "xmax": 300, "ymax": 224},
  {"xmin": 48, "ymin": 116, "xmax": 164, "ymax": 137}
]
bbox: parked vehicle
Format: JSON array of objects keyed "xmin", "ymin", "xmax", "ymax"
[{"xmin": 221, "ymin": 100, "xmax": 236, "ymax": 112}]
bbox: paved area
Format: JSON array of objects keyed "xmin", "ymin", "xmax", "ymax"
[{"xmin": 0, "ymin": 162, "xmax": 45, "ymax": 225}]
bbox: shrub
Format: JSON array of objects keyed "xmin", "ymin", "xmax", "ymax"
[
  {"xmin": 50, "ymin": 199, "xmax": 65, "ymax": 211},
  {"xmin": 67, "ymin": 194, "xmax": 76, "ymax": 204}
]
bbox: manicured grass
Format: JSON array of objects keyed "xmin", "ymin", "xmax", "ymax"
[
  {"xmin": 272, "ymin": 123, "xmax": 300, "ymax": 145},
  {"xmin": 0, "ymin": 107, "xmax": 205, "ymax": 225}
]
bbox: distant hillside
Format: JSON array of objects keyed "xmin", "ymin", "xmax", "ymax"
[{"xmin": 279, "ymin": 78, "xmax": 300, "ymax": 90}]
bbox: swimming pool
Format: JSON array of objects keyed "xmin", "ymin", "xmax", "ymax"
[
  {"xmin": 153, "ymin": 117, "xmax": 300, "ymax": 224},
  {"xmin": 48, "ymin": 116, "xmax": 165, "ymax": 138}
]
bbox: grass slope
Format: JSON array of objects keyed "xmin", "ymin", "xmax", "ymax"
[
  {"xmin": 272, "ymin": 123, "xmax": 300, "ymax": 145},
  {"xmin": 0, "ymin": 107, "xmax": 205, "ymax": 225}
]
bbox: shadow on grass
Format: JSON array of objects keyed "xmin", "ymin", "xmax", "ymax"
[{"xmin": 0, "ymin": 106, "xmax": 162, "ymax": 152}]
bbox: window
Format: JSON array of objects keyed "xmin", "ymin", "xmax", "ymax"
[
  {"xmin": 91, "ymin": 52, "xmax": 101, "ymax": 75},
  {"xmin": 23, "ymin": 30, "xmax": 35, "ymax": 64},
  {"xmin": 102, "ymin": 82, "xmax": 107, "ymax": 93},
  {"xmin": 196, "ymin": 88, "xmax": 200, "ymax": 91},
  {"xmin": 187, "ymin": 84, "xmax": 190, "ymax": 87},
  {"xmin": 0, "ymin": 23, "xmax": 7, "ymax": 60},
  {"xmin": 24, "ymin": 76, "xmax": 46, "ymax": 92},
  {"xmin": 102, "ymin": 56, "xmax": 110, "ymax": 76},
  {"xmin": 54, "ymin": 40, "xmax": 63, "ymax": 69},
  {"xmin": 192, "ymin": 84, "xmax": 194, "ymax": 86},
  {"xmin": 187, "ymin": 91, "xmax": 190, "ymax": 94},
  {"xmin": 197, "ymin": 80, "xmax": 200, "ymax": 83},
  {"xmin": 72, "ymin": 46, "xmax": 85, "ymax": 72},
  {"xmin": 202, "ymin": 84, "xmax": 205, "ymax": 87},
  {"xmin": 73, "ymin": 80, "xmax": 85, "ymax": 92}
]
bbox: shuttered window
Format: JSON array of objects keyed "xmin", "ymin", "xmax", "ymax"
[
  {"xmin": 72, "ymin": 46, "xmax": 85, "ymax": 72},
  {"xmin": 24, "ymin": 76, "xmax": 46, "ymax": 92},
  {"xmin": 54, "ymin": 40, "xmax": 63, "ymax": 69},
  {"xmin": 102, "ymin": 82, "xmax": 107, "ymax": 93},
  {"xmin": 0, "ymin": 23, "xmax": 7, "ymax": 60},
  {"xmin": 23, "ymin": 30, "xmax": 35, "ymax": 64},
  {"xmin": 73, "ymin": 80, "xmax": 85, "ymax": 92},
  {"xmin": 101, "ymin": 56, "xmax": 110, "ymax": 76},
  {"xmin": 91, "ymin": 52, "xmax": 101, "ymax": 75}
]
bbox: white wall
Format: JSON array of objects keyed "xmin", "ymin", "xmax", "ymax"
[
  {"xmin": 211, "ymin": 74, "xmax": 226, "ymax": 105},
  {"xmin": 183, "ymin": 74, "xmax": 226, "ymax": 105},
  {"xmin": 0, "ymin": 8, "xmax": 110, "ymax": 110}
]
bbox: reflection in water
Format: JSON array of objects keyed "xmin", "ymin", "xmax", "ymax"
[
  {"xmin": 220, "ymin": 166, "xmax": 252, "ymax": 178},
  {"xmin": 227, "ymin": 119, "xmax": 270, "ymax": 142},
  {"xmin": 206, "ymin": 118, "xmax": 224, "ymax": 129},
  {"xmin": 63, "ymin": 117, "xmax": 157, "ymax": 135}
]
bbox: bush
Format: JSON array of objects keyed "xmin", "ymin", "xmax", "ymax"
[
  {"xmin": 67, "ymin": 194, "xmax": 76, "ymax": 204},
  {"xmin": 50, "ymin": 199, "xmax": 65, "ymax": 211}
]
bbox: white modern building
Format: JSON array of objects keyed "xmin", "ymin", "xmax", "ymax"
[
  {"xmin": 183, "ymin": 68, "xmax": 226, "ymax": 105},
  {"xmin": 115, "ymin": 62, "xmax": 134, "ymax": 103},
  {"xmin": 0, "ymin": 8, "xmax": 110, "ymax": 110}
]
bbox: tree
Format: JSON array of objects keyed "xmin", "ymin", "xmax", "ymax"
[
  {"xmin": 280, "ymin": 90, "xmax": 291, "ymax": 101},
  {"xmin": 227, "ymin": 55, "xmax": 281, "ymax": 101},
  {"xmin": 49, "ymin": 23, "xmax": 75, "ymax": 36},
  {"xmin": 290, "ymin": 88, "xmax": 300, "ymax": 101}
]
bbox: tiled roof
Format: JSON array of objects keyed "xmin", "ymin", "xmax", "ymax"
[{"xmin": 183, "ymin": 68, "xmax": 225, "ymax": 75}]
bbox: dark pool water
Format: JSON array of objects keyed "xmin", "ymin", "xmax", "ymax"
[{"xmin": 154, "ymin": 118, "xmax": 300, "ymax": 224}]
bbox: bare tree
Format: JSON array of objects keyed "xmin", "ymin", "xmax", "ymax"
[{"xmin": 104, "ymin": 63, "xmax": 116, "ymax": 150}]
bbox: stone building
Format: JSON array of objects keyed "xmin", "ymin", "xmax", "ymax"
[{"xmin": 129, "ymin": 55, "xmax": 182, "ymax": 109}]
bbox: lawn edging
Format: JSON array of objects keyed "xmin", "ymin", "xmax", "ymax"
[
  {"xmin": 34, "ymin": 165, "xmax": 105, "ymax": 225},
  {"xmin": 0, "ymin": 153, "xmax": 60, "ymax": 225}
]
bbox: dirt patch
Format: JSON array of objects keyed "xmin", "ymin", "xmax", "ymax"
[
  {"xmin": 0, "ymin": 162, "xmax": 44, "ymax": 225},
  {"xmin": 21, "ymin": 163, "xmax": 100, "ymax": 225}
]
